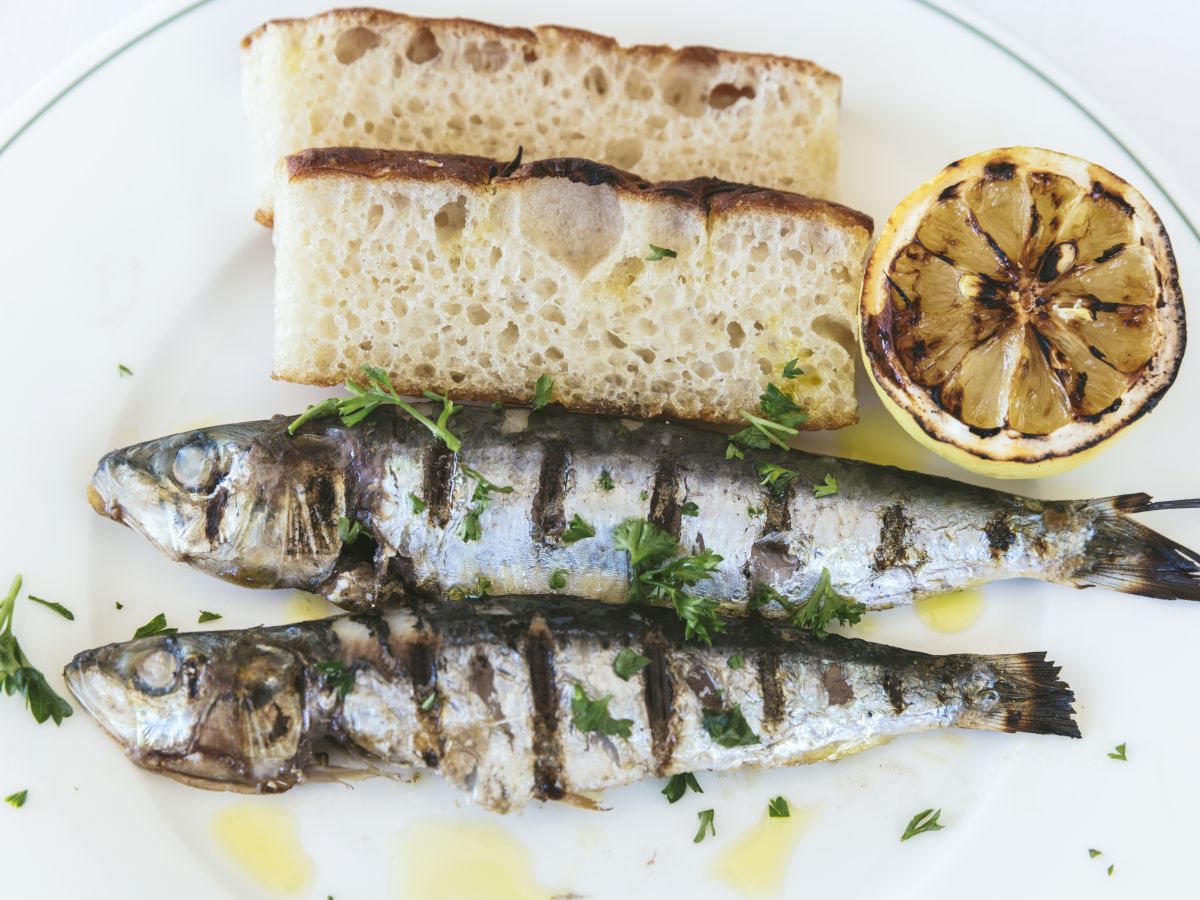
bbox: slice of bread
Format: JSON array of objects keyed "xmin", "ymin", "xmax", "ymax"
[
  {"xmin": 272, "ymin": 149, "xmax": 872, "ymax": 429},
  {"xmin": 242, "ymin": 9, "xmax": 842, "ymax": 223}
]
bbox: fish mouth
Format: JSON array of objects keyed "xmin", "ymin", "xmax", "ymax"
[
  {"xmin": 63, "ymin": 647, "xmax": 139, "ymax": 748},
  {"xmin": 88, "ymin": 453, "xmax": 127, "ymax": 525}
]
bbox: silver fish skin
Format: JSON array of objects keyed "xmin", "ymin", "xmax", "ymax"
[
  {"xmin": 64, "ymin": 595, "xmax": 1078, "ymax": 812},
  {"xmin": 88, "ymin": 406, "xmax": 1200, "ymax": 614}
]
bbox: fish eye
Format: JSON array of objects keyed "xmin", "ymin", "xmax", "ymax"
[
  {"xmin": 171, "ymin": 438, "xmax": 221, "ymax": 494},
  {"xmin": 134, "ymin": 648, "xmax": 182, "ymax": 695}
]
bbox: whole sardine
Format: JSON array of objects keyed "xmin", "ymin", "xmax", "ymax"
[
  {"xmin": 88, "ymin": 406, "xmax": 1200, "ymax": 615},
  {"xmin": 64, "ymin": 595, "xmax": 1078, "ymax": 812}
]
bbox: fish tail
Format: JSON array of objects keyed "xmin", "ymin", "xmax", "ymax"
[
  {"xmin": 1069, "ymin": 493, "xmax": 1200, "ymax": 601},
  {"xmin": 960, "ymin": 652, "xmax": 1080, "ymax": 738}
]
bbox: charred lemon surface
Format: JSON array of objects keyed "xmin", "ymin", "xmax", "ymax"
[{"xmin": 861, "ymin": 148, "xmax": 1184, "ymax": 477}]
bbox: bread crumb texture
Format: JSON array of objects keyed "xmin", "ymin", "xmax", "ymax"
[
  {"xmin": 243, "ymin": 9, "xmax": 842, "ymax": 215},
  {"xmin": 272, "ymin": 151, "xmax": 871, "ymax": 429}
]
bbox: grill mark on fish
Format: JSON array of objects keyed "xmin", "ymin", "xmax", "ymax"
[
  {"xmin": 204, "ymin": 487, "xmax": 228, "ymax": 542},
  {"xmin": 404, "ymin": 635, "xmax": 440, "ymax": 768},
  {"xmin": 763, "ymin": 479, "xmax": 793, "ymax": 533},
  {"xmin": 985, "ymin": 512, "xmax": 1015, "ymax": 556},
  {"xmin": 531, "ymin": 442, "xmax": 569, "ymax": 542},
  {"xmin": 468, "ymin": 650, "xmax": 496, "ymax": 704},
  {"xmin": 873, "ymin": 502, "xmax": 914, "ymax": 571},
  {"xmin": 684, "ymin": 664, "xmax": 722, "ymax": 711},
  {"xmin": 421, "ymin": 443, "xmax": 457, "ymax": 528},
  {"xmin": 756, "ymin": 646, "xmax": 784, "ymax": 725},
  {"xmin": 523, "ymin": 621, "xmax": 564, "ymax": 800},
  {"xmin": 641, "ymin": 633, "xmax": 675, "ymax": 773},
  {"xmin": 882, "ymin": 671, "xmax": 908, "ymax": 714},
  {"xmin": 648, "ymin": 460, "xmax": 681, "ymax": 538},
  {"xmin": 305, "ymin": 473, "xmax": 337, "ymax": 530},
  {"xmin": 267, "ymin": 704, "xmax": 291, "ymax": 743},
  {"xmin": 822, "ymin": 664, "xmax": 854, "ymax": 706}
]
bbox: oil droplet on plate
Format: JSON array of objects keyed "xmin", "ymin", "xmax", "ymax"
[
  {"xmin": 394, "ymin": 821, "xmax": 548, "ymax": 900},
  {"xmin": 914, "ymin": 588, "xmax": 985, "ymax": 633},
  {"xmin": 212, "ymin": 805, "xmax": 313, "ymax": 894},
  {"xmin": 283, "ymin": 590, "xmax": 339, "ymax": 624},
  {"xmin": 708, "ymin": 807, "xmax": 815, "ymax": 896}
]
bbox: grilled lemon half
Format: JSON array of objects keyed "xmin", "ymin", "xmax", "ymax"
[{"xmin": 861, "ymin": 147, "xmax": 1184, "ymax": 478}]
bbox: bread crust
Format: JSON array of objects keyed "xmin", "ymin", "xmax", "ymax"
[
  {"xmin": 241, "ymin": 7, "xmax": 841, "ymax": 87},
  {"xmin": 285, "ymin": 148, "xmax": 873, "ymax": 235}
]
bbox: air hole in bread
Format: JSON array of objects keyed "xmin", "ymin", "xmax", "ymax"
[
  {"xmin": 604, "ymin": 137, "xmax": 643, "ymax": 170},
  {"xmin": 523, "ymin": 47, "xmax": 538, "ymax": 63},
  {"xmin": 406, "ymin": 27, "xmax": 440, "ymax": 64},
  {"xmin": 812, "ymin": 313, "xmax": 855, "ymax": 357},
  {"xmin": 366, "ymin": 204, "xmax": 384, "ymax": 232},
  {"xmin": 518, "ymin": 178, "xmax": 622, "ymax": 277},
  {"xmin": 583, "ymin": 67, "xmax": 609, "ymax": 95},
  {"xmin": 433, "ymin": 198, "xmax": 467, "ymax": 241},
  {"xmin": 334, "ymin": 27, "xmax": 381, "ymax": 64},
  {"xmin": 635, "ymin": 348, "xmax": 656, "ymax": 364},
  {"xmin": 607, "ymin": 331, "xmax": 627, "ymax": 349},
  {"xmin": 661, "ymin": 59, "xmax": 717, "ymax": 117},
  {"xmin": 624, "ymin": 70, "xmax": 654, "ymax": 101},
  {"xmin": 726, "ymin": 321, "xmax": 746, "ymax": 348},
  {"xmin": 708, "ymin": 83, "xmax": 756, "ymax": 109},
  {"xmin": 546, "ymin": 346, "xmax": 564, "ymax": 362},
  {"xmin": 498, "ymin": 321, "xmax": 520, "ymax": 351},
  {"xmin": 343, "ymin": 112, "xmax": 356, "ymax": 128},
  {"xmin": 465, "ymin": 40, "xmax": 508, "ymax": 73}
]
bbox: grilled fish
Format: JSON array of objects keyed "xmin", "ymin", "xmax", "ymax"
[
  {"xmin": 88, "ymin": 406, "xmax": 1200, "ymax": 615},
  {"xmin": 65, "ymin": 595, "xmax": 1078, "ymax": 811}
]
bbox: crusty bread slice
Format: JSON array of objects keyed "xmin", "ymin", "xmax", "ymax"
[
  {"xmin": 243, "ymin": 8, "xmax": 842, "ymax": 223},
  {"xmin": 272, "ymin": 149, "xmax": 872, "ymax": 429}
]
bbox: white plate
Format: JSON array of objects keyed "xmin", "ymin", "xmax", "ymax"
[{"xmin": 1, "ymin": 0, "xmax": 1197, "ymax": 897}]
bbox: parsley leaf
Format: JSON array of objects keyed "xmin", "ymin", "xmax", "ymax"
[
  {"xmin": 662, "ymin": 773, "xmax": 703, "ymax": 804},
  {"xmin": 198, "ymin": 610, "xmax": 222, "ymax": 624},
  {"xmin": 1108, "ymin": 865, "xmax": 1115, "ymax": 876},
  {"xmin": 646, "ymin": 244, "xmax": 677, "ymax": 261},
  {"xmin": 813, "ymin": 473, "xmax": 838, "ymax": 498},
  {"xmin": 681, "ymin": 501, "xmax": 699, "ymax": 517},
  {"xmin": 790, "ymin": 569, "xmax": 865, "ymax": 637},
  {"xmin": 782, "ymin": 358, "xmax": 804, "ymax": 379},
  {"xmin": 114, "ymin": 602, "xmax": 124, "ymax": 611},
  {"xmin": 532, "ymin": 374, "xmax": 553, "ymax": 411},
  {"xmin": 900, "ymin": 808, "xmax": 944, "ymax": 842},
  {"xmin": 1108, "ymin": 742, "xmax": 1127, "ymax": 761},
  {"xmin": 694, "ymin": 809, "xmax": 716, "ymax": 843},
  {"xmin": 316, "ymin": 660, "xmax": 354, "ymax": 697},
  {"xmin": 420, "ymin": 692, "xmax": 438, "ymax": 711},
  {"xmin": 337, "ymin": 515, "xmax": 362, "ymax": 545},
  {"xmin": 286, "ymin": 397, "xmax": 340, "ymax": 435},
  {"xmin": 726, "ymin": 444, "xmax": 745, "ymax": 460},
  {"xmin": 1088, "ymin": 849, "xmax": 1102, "ymax": 858},
  {"xmin": 117, "ymin": 364, "xmax": 133, "ymax": 378},
  {"xmin": 409, "ymin": 492, "xmax": 427, "ymax": 514},
  {"xmin": 132, "ymin": 613, "xmax": 177, "ymax": 641},
  {"xmin": 598, "ymin": 470, "xmax": 615, "ymax": 491},
  {"xmin": 27, "ymin": 595, "xmax": 73, "ymax": 621},
  {"xmin": 613, "ymin": 647, "xmax": 651, "ymax": 680},
  {"xmin": 5, "ymin": 790, "xmax": 27, "ymax": 808},
  {"xmin": 561, "ymin": 514, "xmax": 596, "ymax": 545},
  {"xmin": 768, "ymin": 796, "xmax": 790, "ymax": 818},
  {"xmin": 747, "ymin": 504, "xmax": 763, "ymax": 517},
  {"xmin": 0, "ymin": 575, "xmax": 74, "ymax": 726},
  {"xmin": 748, "ymin": 583, "xmax": 787, "ymax": 613},
  {"xmin": 755, "ymin": 462, "xmax": 798, "ymax": 495},
  {"xmin": 703, "ymin": 704, "xmax": 759, "ymax": 748},
  {"xmin": 728, "ymin": 382, "xmax": 809, "ymax": 455},
  {"xmin": 549, "ymin": 569, "xmax": 568, "ymax": 591},
  {"xmin": 571, "ymin": 684, "xmax": 633, "ymax": 738},
  {"xmin": 728, "ymin": 654, "xmax": 745, "ymax": 670},
  {"xmin": 460, "ymin": 467, "xmax": 513, "ymax": 542}
]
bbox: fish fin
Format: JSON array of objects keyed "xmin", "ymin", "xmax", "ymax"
[
  {"xmin": 1071, "ymin": 494, "xmax": 1200, "ymax": 600},
  {"xmin": 960, "ymin": 652, "xmax": 1080, "ymax": 738}
]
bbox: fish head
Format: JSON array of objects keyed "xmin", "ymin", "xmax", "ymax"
[
  {"xmin": 65, "ymin": 632, "xmax": 313, "ymax": 790},
  {"xmin": 89, "ymin": 421, "xmax": 352, "ymax": 589}
]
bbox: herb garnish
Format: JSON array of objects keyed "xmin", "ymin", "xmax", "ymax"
[
  {"xmin": 1108, "ymin": 865, "xmax": 1114, "ymax": 876},
  {"xmin": 782, "ymin": 358, "xmax": 804, "ymax": 379},
  {"xmin": 747, "ymin": 504, "xmax": 763, "ymax": 517},
  {"xmin": 409, "ymin": 493, "xmax": 427, "ymax": 514},
  {"xmin": 337, "ymin": 515, "xmax": 362, "ymax": 545},
  {"xmin": 316, "ymin": 660, "xmax": 354, "ymax": 697},
  {"xmin": 0, "ymin": 576, "xmax": 73, "ymax": 726},
  {"xmin": 117, "ymin": 364, "xmax": 133, "ymax": 377},
  {"xmin": 702, "ymin": 704, "xmax": 759, "ymax": 747},
  {"xmin": 662, "ymin": 773, "xmax": 703, "ymax": 803},
  {"xmin": 768, "ymin": 796, "xmax": 790, "ymax": 818},
  {"xmin": 646, "ymin": 244, "xmax": 677, "ymax": 261},
  {"xmin": 461, "ymin": 467, "xmax": 513, "ymax": 542},
  {"xmin": 549, "ymin": 569, "xmax": 568, "ymax": 591},
  {"xmin": 755, "ymin": 462, "xmax": 797, "ymax": 495},
  {"xmin": 639, "ymin": 489, "xmax": 650, "ymax": 502},
  {"xmin": 613, "ymin": 647, "xmax": 651, "ymax": 680},
  {"xmin": 114, "ymin": 602, "xmax": 124, "ymax": 610},
  {"xmin": 27, "ymin": 596, "xmax": 73, "ymax": 621},
  {"xmin": 532, "ymin": 374, "xmax": 553, "ymax": 411},
  {"xmin": 198, "ymin": 611, "xmax": 222, "ymax": 624},
  {"xmin": 750, "ymin": 570, "xmax": 865, "ymax": 636},
  {"xmin": 465, "ymin": 574, "xmax": 492, "ymax": 599},
  {"xmin": 1108, "ymin": 742, "xmax": 1127, "ymax": 761},
  {"xmin": 728, "ymin": 383, "xmax": 808, "ymax": 454},
  {"xmin": 900, "ymin": 809, "xmax": 944, "ymax": 841},
  {"xmin": 132, "ymin": 613, "xmax": 177, "ymax": 641},
  {"xmin": 728, "ymin": 654, "xmax": 745, "ymax": 670},
  {"xmin": 1088, "ymin": 849, "xmax": 1102, "ymax": 858},
  {"xmin": 694, "ymin": 809, "xmax": 716, "ymax": 843},
  {"xmin": 571, "ymin": 685, "xmax": 633, "ymax": 738},
  {"xmin": 287, "ymin": 366, "xmax": 463, "ymax": 452},
  {"xmin": 490, "ymin": 400, "xmax": 504, "ymax": 411},
  {"xmin": 420, "ymin": 692, "xmax": 438, "ymax": 711},
  {"xmin": 561, "ymin": 514, "xmax": 596, "ymax": 545},
  {"xmin": 813, "ymin": 474, "xmax": 839, "ymax": 498},
  {"xmin": 613, "ymin": 519, "xmax": 724, "ymax": 644},
  {"xmin": 598, "ymin": 471, "xmax": 615, "ymax": 491},
  {"xmin": 5, "ymin": 790, "xmax": 27, "ymax": 808},
  {"xmin": 681, "ymin": 501, "xmax": 699, "ymax": 517}
]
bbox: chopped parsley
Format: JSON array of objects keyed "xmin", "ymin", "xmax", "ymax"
[
  {"xmin": 782, "ymin": 358, "xmax": 804, "ymax": 379},
  {"xmin": 694, "ymin": 809, "xmax": 716, "ymax": 843},
  {"xmin": 5, "ymin": 790, "xmax": 27, "ymax": 808},
  {"xmin": 316, "ymin": 660, "xmax": 354, "ymax": 697},
  {"xmin": 466, "ymin": 574, "xmax": 492, "ymax": 599},
  {"xmin": 461, "ymin": 467, "xmax": 513, "ymax": 542},
  {"xmin": 420, "ymin": 692, "xmax": 438, "ymax": 711},
  {"xmin": 1108, "ymin": 865, "xmax": 1115, "ymax": 876},
  {"xmin": 646, "ymin": 244, "xmax": 677, "ymax": 261},
  {"xmin": 561, "ymin": 514, "xmax": 596, "ymax": 545},
  {"xmin": 728, "ymin": 654, "xmax": 745, "ymax": 670},
  {"xmin": 598, "ymin": 470, "xmax": 615, "ymax": 491},
  {"xmin": 681, "ymin": 501, "xmax": 700, "ymax": 517},
  {"xmin": 337, "ymin": 515, "xmax": 362, "ymax": 545},
  {"xmin": 27, "ymin": 595, "xmax": 73, "ymax": 621},
  {"xmin": 117, "ymin": 364, "xmax": 133, "ymax": 377},
  {"xmin": 726, "ymin": 444, "xmax": 745, "ymax": 460},
  {"xmin": 702, "ymin": 704, "xmax": 759, "ymax": 748},
  {"xmin": 900, "ymin": 808, "xmax": 944, "ymax": 842},
  {"xmin": 613, "ymin": 647, "xmax": 651, "ymax": 680},
  {"xmin": 288, "ymin": 366, "xmax": 463, "ymax": 452},
  {"xmin": 409, "ymin": 492, "xmax": 428, "ymax": 514},
  {"xmin": 549, "ymin": 569, "xmax": 568, "ymax": 591},
  {"xmin": 132, "ymin": 613, "xmax": 177, "ymax": 641},
  {"xmin": 662, "ymin": 772, "xmax": 703, "ymax": 804},
  {"xmin": 750, "ymin": 570, "xmax": 865, "ymax": 637},
  {"xmin": 198, "ymin": 610, "xmax": 222, "ymax": 624},
  {"xmin": 532, "ymin": 374, "xmax": 553, "ymax": 411},
  {"xmin": 755, "ymin": 462, "xmax": 798, "ymax": 495},
  {"xmin": 114, "ymin": 602, "xmax": 123, "ymax": 610},
  {"xmin": 747, "ymin": 504, "xmax": 763, "ymax": 517},
  {"xmin": 813, "ymin": 474, "xmax": 839, "ymax": 498},
  {"xmin": 768, "ymin": 796, "xmax": 790, "ymax": 818},
  {"xmin": 571, "ymin": 685, "xmax": 633, "ymax": 738},
  {"xmin": 613, "ymin": 518, "xmax": 724, "ymax": 644},
  {"xmin": 1088, "ymin": 849, "xmax": 1102, "ymax": 858},
  {"xmin": 728, "ymin": 383, "xmax": 808, "ymax": 454},
  {"xmin": 1108, "ymin": 742, "xmax": 1127, "ymax": 761},
  {"xmin": 490, "ymin": 400, "xmax": 504, "ymax": 411},
  {"xmin": 639, "ymin": 489, "xmax": 650, "ymax": 502}
]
